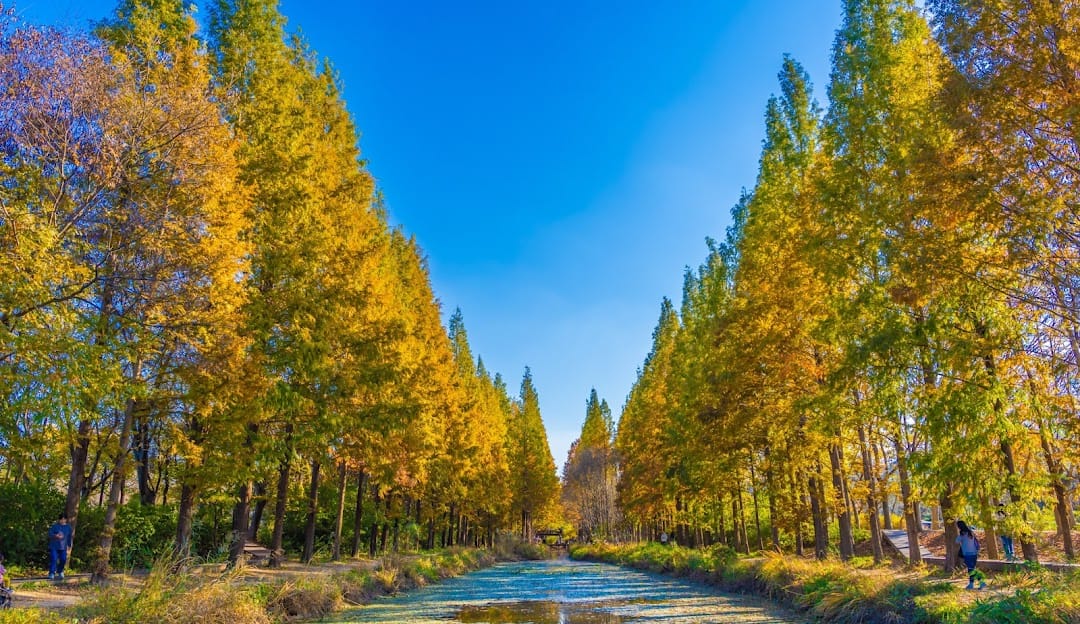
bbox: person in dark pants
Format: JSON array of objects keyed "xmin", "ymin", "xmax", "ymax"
[
  {"xmin": 955, "ymin": 520, "xmax": 985, "ymax": 590},
  {"xmin": 47, "ymin": 514, "xmax": 72, "ymax": 580},
  {"xmin": 997, "ymin": 505, "xmax": 1015, "ymax": 561}
]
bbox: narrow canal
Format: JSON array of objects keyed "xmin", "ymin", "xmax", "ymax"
[{"xmin": 329, "ymin": 558, "xmax": 805, "ymax": 623}]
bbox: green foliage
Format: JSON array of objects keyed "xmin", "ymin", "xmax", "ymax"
[
  {"xmin": 70, "ymin": 502, "xmax": 176, "ymax": 570},
  {"xmin": 0, "ymin": 482, "xmax": 63, "ymax": 568},
  {"xmin": 113, "ymin": 503, "xmax": 177, "ymax": 570},
  {"xmin": 0, "ymin": 609, "xmax": 71, "ymax": 624}
]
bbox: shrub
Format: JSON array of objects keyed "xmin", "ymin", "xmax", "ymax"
[
  {"xmin": 266, "ymin": 577, "xmax": 340, "ymax": 622},
  {"xmin": 162, "ymin": 582, "xmax": 270, "ymax": 624},
  {"xmin": 493, "ymin": 533, "xmax": 553, "ymax": 561},
  {"xmin": 69, "ymin": 501, "xmax": 177, "ymax": 570},
  {"xmin": 372, "ymin": 568, "xmax": 399, "ymax": 594},
  {"xmin": 0, "ymin": 482, "xmax": 64, "ymax": 568},
  {"xmin": 113, "ymin": 502, "xmax": 177, "ymax": 569},
  {"xmin": 337, "ymin": 569, "xmax": 377, "ymax": 604}
]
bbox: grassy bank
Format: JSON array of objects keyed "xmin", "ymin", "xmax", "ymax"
[
  {"xmin": 571, "ymin": 542, "xmax": 1080, "ymax": 623},
  {"xmin": 0, "ymin": 547, "xmax": 496, "ymax": 624}
]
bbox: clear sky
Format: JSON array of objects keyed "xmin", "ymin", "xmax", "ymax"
[{"xmin": 14, "ymin": 0, "xmax": 842, "ymax": 472}]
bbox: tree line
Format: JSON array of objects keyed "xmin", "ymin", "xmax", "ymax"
[
  {"xmin": 0, "ymin": 0, "xmax": 560, "ymax": 579},
  {"xmin": 611, "ymin": 0, "xmax": 1078, "ymax": 566}
]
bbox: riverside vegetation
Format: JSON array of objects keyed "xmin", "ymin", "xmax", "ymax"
[
  {"xmin": 0, "ymin": 547, "xmax": 509, "ymax": 623},
  {"xmin": 572, "ymin": 542, "xmax": 1080, "ymax": 624}
]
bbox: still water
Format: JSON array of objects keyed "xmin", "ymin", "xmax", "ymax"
[{"xmin": 328, "ymin": 558, "xmax": 805, "ymax": 623}]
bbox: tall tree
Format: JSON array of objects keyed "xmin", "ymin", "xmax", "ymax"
[
  {"xmin": 83, "ymin": 0, "xmax": 252, "ymax": 580},
  {"xmin": 208, "ymin": 0, "xmax": 391, "ymax": 566},
  {"xmin": 563, "ymin": 389, "xmax": 618, "ymax": 541},
  {"xmin": 508, "ymin": 368, "xmax": 559, "ymax": 539}
]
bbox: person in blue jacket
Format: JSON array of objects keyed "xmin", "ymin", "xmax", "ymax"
[
  {"xmin": 47, "ymin": 514, "xmax": 72, "ymax": 580},
  {"xmin": 955, "ymin": 519, "xmax": 985, "ymax": 590}
]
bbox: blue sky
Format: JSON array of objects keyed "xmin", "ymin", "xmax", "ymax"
[{"xmin": 15, "ymin": 0, "xmax": 842, "ymax": 470}]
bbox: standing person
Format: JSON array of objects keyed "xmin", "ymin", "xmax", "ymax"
[
  {"xmin": 996, "ymin": 505, "xmax": 1015, "ymax": 561},
  {"xmin": 0, "ymin": 553, "xmax": 10, "ymax": 607},
  {"xmin": 955, "ymin": 520, "xmax": 985, "ymax": 590},
  {"xmin": 659, "ymin": 531, "xmax": 669, "ymax": 546},
  {"xmin": 47, "ymin": 514, "xmax": 72, "ymax": 580}
]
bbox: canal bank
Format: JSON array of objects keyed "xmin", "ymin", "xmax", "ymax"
[
  {"xmin": 570, "ymin": 542, "xmax": 1080, "ymax": 623},
  {"xmin": 328, "ymin": 558, "xmax": 804, "ymax": 623}
]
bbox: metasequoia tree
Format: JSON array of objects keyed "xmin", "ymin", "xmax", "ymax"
[
  {"xmin": 615, "ymin": 301, "xmax": 680, "ymax": 534},
  {"xmin": 562, "ymin": 389, "xmax": 618, "ymax": 541},
  {"xmin": 507, "ymin": 368, "xmax": 560, "ymax": 539}
]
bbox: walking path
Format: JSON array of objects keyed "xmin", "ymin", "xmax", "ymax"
[
  {"xmin": 881, "ymin": 529, "xmax": 1080, "ymax": 572},
  {"xmin": 882, "ymin": 529, "xmax": 935, "ymax": 560}
]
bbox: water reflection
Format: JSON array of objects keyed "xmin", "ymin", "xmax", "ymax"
[
  {"xmin": 328, "ymin": 559, "xmax": 803, "ymax": 623},
  {"xmin": 458, "ymin": 599, "xmax": 634, "ymax": 623}
]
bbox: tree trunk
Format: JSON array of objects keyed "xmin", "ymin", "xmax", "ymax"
[
  {"xmin": 808, "ymin": 470, "xmax": 828, "ymax": 560},
  {"xmin": 135, "ymin": 416, "xmax": 156, "ymax": 506},
  {"xmin": 734, "ymin": 488, "xmax": 750, "ymax": 554},
  {"xmin": 830, "ymin": 441, "xmax": 855, "ymax": 560},
  {"xmin": 794, "ymin": 481, "xmax": 803, "ymax": 552},
  {"xmin": 350, "ymin": 470, "xmax": 366, "ymax": 557},
  {"xmin": 368, "ymin": 488, "xmax": 381, "ymax": 557},
  {"xmin": 730, "ymin": 497, "xmax": 741, "ymax": 552},
  {"xmin": 92, "ymin": 397, "xmax": 138, "ymax": 583},
  {"xmin": 894, "ymin": 436, "xmax": 921, "ymax": 564},
  {"xmin": 1040, "ymin": 424, "xmax": 1075, "ymax": 559},
  {"xmin": 764, "ymin": 447, "xmax": 781, "ymax": 552},
  {"xmin": 302, "ymin": 460, "xmax": 320, "ymax": 564},
  {"xmin": 979, "ymin": 495, "xmax": 999, "ymax": 561},
  {"xmin": 1000, "ymin": 438, "xmax": 1038, "ymax": 562},
  {"xmin": 446, "ymin": 502, "xmax": 455, "ymax": 546},
  {"xmin": 249, "ymin": 481, "xmax": 267, "ymax": 541},
  {"xmin": 332, "ymin": 461, "xmax": 347, "ymax": 561},
  {"xmin": 858, "ymin": 425, "xmax": 883, "ymax": 563},
  {"xmin": 873, "ymin": 439, "xmax": 893, "ymax": 530},
  {"xmin": 977, "ymin": 324, "xmax": 1037, "ymax": 562},
  {"xmin": 940, "ymin": 484, "xmax": 959, "ymax": 570},
  {"xmin": 716, "ymin": 495, "xmax": 727, "ymax": 546},
  {"xmin": 748, "ymin": 458, "xmax": 765, "ymax": 552},
  {"xmin": 175, "ymin": 482, "xmax": 197, "ymax": 558},
  {"xmin": 269, "ymin": 455, "xmax": 290, "ymax": 568},
  {"xmin": 64, "ymin": 419, "xmax": 93, "ymax": 549},
  {"xmin": 227, "ymin": 481, "xmax": 252, "ymax": 569}
]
